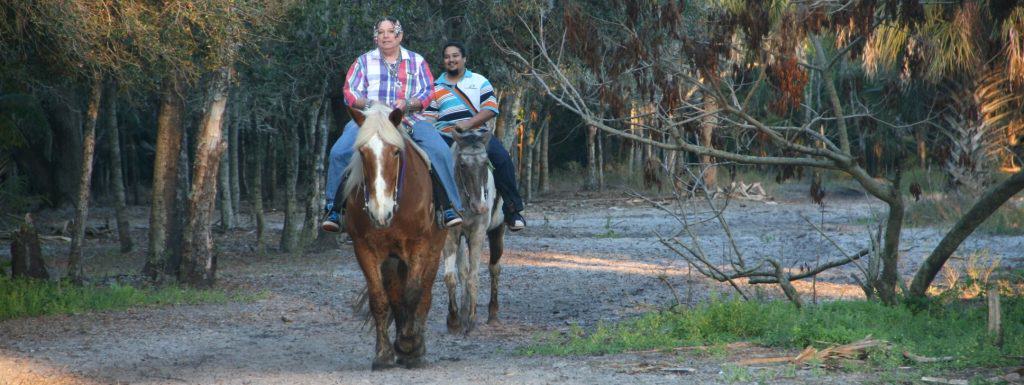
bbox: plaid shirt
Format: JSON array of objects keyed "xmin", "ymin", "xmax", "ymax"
[{"xmin": 343, "ymin": 47, "xmax": 434, "ymax": 127}]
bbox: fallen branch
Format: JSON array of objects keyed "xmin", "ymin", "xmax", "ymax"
[
  {"xmin": 920, "ymin": 376, "xmax": 968, "ymax": 385},
  {"xmin": 734, "ymin": 336, "xmax": 888, "ymax": 366}
]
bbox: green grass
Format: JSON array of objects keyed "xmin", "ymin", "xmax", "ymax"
[
  {"xmin": 905, "ymin": 196, "xmax": 1024, "ymax": 235},
  {"xmin": 0, "ymin": 277, "xmax": 266, "ymax": 320},
  {"xmin": 520, "ymin": 298, "xmax": 1024, "ymax": 368}
]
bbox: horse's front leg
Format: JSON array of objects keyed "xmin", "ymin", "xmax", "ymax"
[
  {"xmin": 395, "ymin": 242, "xmax": 444, "ymax": 369},
  {"xmin": 442, "ymin": 231, "xmax": 461, "ymax": 334},
  {"xmin": 460, "ymin": 227, "xmax": 484, "ymax": 333},
  {"xmin": 355, "ymin": 247, "xmax": 397, "ymax": 370}
]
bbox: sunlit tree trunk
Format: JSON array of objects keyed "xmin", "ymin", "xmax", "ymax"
[
  {"xmin": 181, "ymin": 67, "xmax": 232, "ymax": 287},
  {"xmin": 67, "ymin": 74, "xmax": 102, "ymax": 283},
  {"xmin": 105, "ymin": 81, "xmax": 133, "ymax": 253},
  {"xmin": 143, "ymin": 78, "xmax": 184, "ymax": 281}
]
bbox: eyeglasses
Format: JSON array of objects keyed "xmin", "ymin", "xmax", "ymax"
[{"xmin": 376, "ymin": 29, "xmax": 400, "ymax": 37}]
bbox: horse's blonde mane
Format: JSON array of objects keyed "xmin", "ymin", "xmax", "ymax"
[{"xmin": 343, "ymin": 104, "xmax": 407, "ymax": 199}]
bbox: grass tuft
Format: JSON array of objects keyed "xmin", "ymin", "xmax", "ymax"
[
  {"xmin": 0, "ymin": 277, "xmax": 265, "ymax": 321},
  {"xmin": 520, "ymin": 298, "xmax": 1024, "ymax": 368}
]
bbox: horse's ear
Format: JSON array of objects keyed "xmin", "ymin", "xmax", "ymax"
[
  {"xmin": 349, "ymin": 107, "xmax": 366, "ymax": 126},
  {"xmin": 388, "ymin": 108, "xmax": 404, "ymax": 128}
]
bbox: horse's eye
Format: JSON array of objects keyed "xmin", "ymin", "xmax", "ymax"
[{"xmin": 393, "ymin": 150, "xmax": 400, "ymax": 157}]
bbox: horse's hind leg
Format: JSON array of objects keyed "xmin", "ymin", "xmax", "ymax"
[
  {"xmin": 486, "ymin": 225, "xmax": 505, "ymax": 324},
  {"xmin": 442, "ymin": 233, "xmax": 461, "ymax": 334}
]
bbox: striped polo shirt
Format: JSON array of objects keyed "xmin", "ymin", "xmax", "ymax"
[
  {"xmin": 424, "ymin": 69, "xmax": 499, "ymax": 134},
  {"xmin": 343, "ymin": 47, "xmax": 434, "ymax": 127}
]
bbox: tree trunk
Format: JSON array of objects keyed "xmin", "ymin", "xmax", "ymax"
[
  {"xmin": 877, "ymin": 194, "xmax": 905, "ymax": 305},
  {"xmin": 143, "ymin": 78, "xmax": 184, "ymax": 281},
  {"xmin": 700, "ymin": 93, "xmax": 717, "ymax": 189},
  {"xmin": 180, "ymin": 68, "xmax": 232, "ymax": 287},
  {"xmin": 597, "ymin": 128, "xmax": 605, "ymax": 190},
  {"xmin": 586, "ymin": 125, "xmax": 598, "ymax": 190},
  {"xmin": 908, "ymin": 169, "xmax": 1024, "ymax": 299},
  {"xmin": 500, "ymin": 89, "xmax": 521, "ymax": 150},
  {"xmin": 67, "ymin": 75, "xmax": 103, "ymax": 283},
  {"xmin": 218, "ymin": 137, "xmax": 235, "ymax": 229},
  {"xmin": 125, "ymin": 110, "xmax": 142, "ymax": 205},
  {"xmin": 230, "ymin": 99, "xmax": 242, "ymax": 215},
  {"xmin": 11, "ymin": 215, "xmax": 49, "ymax": 280},
  {"xmin": 915, "ymin": 128, "xmax": 927, "ymax": 169},
  {"xmin": 540, "ymin": 114, "xmax": 550, "ymax": 193},
  {"xmin": 302, "ymin": 99, "xmax": 328, "ymax": 247},
  {"xmin": 524, "ymin": 125, "xmax": 535, "ymax": 201},
  {"xmin": 105, "ymin": 81, "xmax": 133, "ymax": 253},
  {"xmin": 279, "ymin": 120, "xmax": 301, "ymax": 254},
  {"xmin": 267, "ymin": 135, "xmax": 278, "ymax": 205},
  {"xmin": 251, "ymin": 125, "xmax": 266, "ymax": 257}
]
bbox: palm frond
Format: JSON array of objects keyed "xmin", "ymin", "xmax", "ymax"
[
  {"xmin": 1001, "ymin": 7, "xmax": 1024, "ymax": 85},
  {"xmin": 862, "ymin": 22, "xmax": 909, "ymax": 78}
]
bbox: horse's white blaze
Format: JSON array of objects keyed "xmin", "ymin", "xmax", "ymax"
[{"xmin": 367, "ymin": 135, "xmax": 395, "ymax": 222}]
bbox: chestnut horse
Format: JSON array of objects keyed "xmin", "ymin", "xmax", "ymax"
[
  {"xmin": 343, "ymin": 105, "xmax": 447, "ymax": 370},
  {"xmin": 442, "ymin": 129, "xmax": 506, "ymax": 334}
]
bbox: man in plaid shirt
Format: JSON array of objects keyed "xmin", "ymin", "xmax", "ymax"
[{"xmin": 322, "ymin": 17, "xmax": 463, "ymax": 232}]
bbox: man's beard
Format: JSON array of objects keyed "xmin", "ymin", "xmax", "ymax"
[{"xmin": 446, "ymin": 67, "xmax": 462, "ymax": 77}]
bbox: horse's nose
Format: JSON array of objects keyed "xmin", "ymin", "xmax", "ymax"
[{"xmin": 385, "ymin": 211, "xmax": 394, "ymax": 223}]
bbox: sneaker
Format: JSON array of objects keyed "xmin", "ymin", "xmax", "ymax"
[
  {"xmin": 506, "ymin": 212, "xmax": 526, "ymax": 232},
  {"xmin": 443, "ymin": 209, "xmax": 463, "ymax": 227},
  {"xmin": 321, "ymin": 211, "xmax": 342, "ymax": 233},
  {"xmin": 321, "ymin": 203, "xmax": 343, "ymax": 233}
]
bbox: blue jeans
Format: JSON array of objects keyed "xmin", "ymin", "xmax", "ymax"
[
  {"xmin": 441, "ymin": 134, "xmax": 524, "ymax": 215},
  {"xmin": 326, "ymin": 120, "xmax": 463, "ymax": 211}
]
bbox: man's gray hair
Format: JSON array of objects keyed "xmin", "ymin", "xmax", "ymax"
[{"xmin": 373, "ymin": 16, "xmax": 403, "ymax": 37}]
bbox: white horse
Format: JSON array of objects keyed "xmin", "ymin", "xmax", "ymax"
[{"xmin": 442, "ymin": 129, "xmax": 506, "ymax": 334}]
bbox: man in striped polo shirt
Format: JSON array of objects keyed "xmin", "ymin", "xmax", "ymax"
[
  {"xmin": 424, "ymin": 41, "xmax": 526, "ymax": 231},
  {"xmin": 322, "ymin": 17, "xmax": 463, "ymax": 233}
]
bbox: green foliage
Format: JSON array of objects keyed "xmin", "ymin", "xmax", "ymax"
[
  {"xmin": 521, "ymin": 298, "xmax": 1024, "ymax": 368},
  {"xmin": 0, "ymin": 277, "xmax": 267, "ymax": 321}
]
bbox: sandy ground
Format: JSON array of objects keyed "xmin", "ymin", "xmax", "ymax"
[{"xmin": 2, "ymin": 186, "xmax": 1021, "ymax": 384}]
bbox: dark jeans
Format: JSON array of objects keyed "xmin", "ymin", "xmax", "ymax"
[{"xmin": 443, "ymin": 134, "xmax": 525, "ymax": 215}]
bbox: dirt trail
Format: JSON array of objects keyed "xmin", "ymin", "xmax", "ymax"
[{"xmin": 2, "ymin": 191, "xmax": 1020, "ymax": 384}]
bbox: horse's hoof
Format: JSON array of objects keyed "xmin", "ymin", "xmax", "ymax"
[
  {"xmin": 371, "ymin": 359, "xmax": 398, "ymax": 371},
  {"xmin": 398, "ymin": 356, "xmax": 427, "ymax": 369},
  {"xmin": 460, "ymin": 319, "xmax": 476, "ymax": 335},
  {"xmin": 447, "ymin": 315, "xmax": 462, "ymax": 334},
  {"xmin": 447, "ymin": 324, "xmax": 462, "ymax": 334},
  {"xmin": 486, "ymin": 316, "xmax": 499, "ymax": 325}
]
